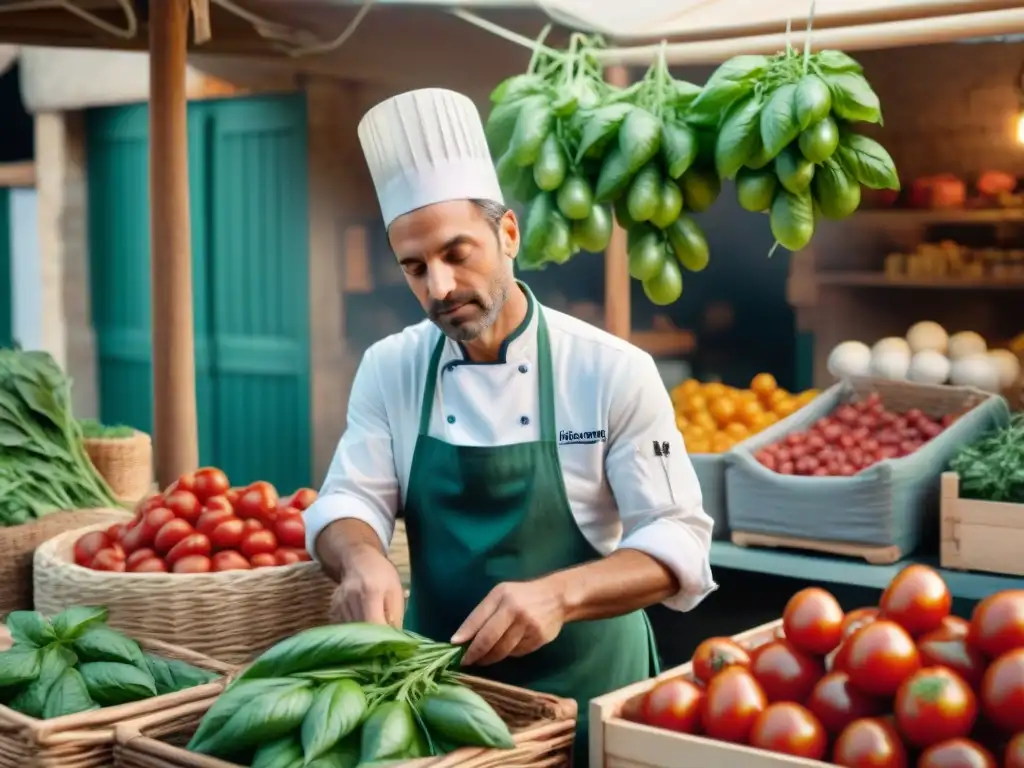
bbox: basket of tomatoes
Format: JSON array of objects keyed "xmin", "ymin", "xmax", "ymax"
[
  {"xmin": 723, "ymin": 377, "xmax": 1009, "ymax": 559},
  {"xmin": 31, "ymin": 467, "xmax": 334, "ymax": 666},
  {"xmin": 592, "ymin": 564, "xmax": 1024, "ymax": 768}
]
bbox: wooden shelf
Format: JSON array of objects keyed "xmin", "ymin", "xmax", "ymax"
[
  {"xmin": 814, "ymin": 271, "xmax": 1024, "ymax": 289},
  {"xmin": 710, "ymin": 541, "xmax": 1022, "ymax": 601},
  {"xmin": 857, "ymin": 207, "xmax": 1024, "ymax": 226}
]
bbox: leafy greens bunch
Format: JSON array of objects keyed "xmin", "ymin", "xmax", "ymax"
[{"xmin": 950, "ymin": 413, "xmax": 1024, "ymax": 504}]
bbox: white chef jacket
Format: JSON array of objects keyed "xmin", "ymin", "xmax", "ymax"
[{"xmin": 304, "ymin": 294, "xmax": 717, "ymax": 612}]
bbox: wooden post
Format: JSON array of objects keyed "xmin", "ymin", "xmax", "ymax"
[
  {"xmin": 149, "ymin": 0, "xmax": 199, "ymax": 486},
  {"xmin": 603, "ymin": 65, "xmax": 631, "ymax": 340}
]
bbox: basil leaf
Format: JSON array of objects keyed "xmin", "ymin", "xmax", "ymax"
[
  {"xmin": 418, "ymin": 684, "xmax": 515, "ymax": 750},
  {"xmin": 489, "ymin": 73, "xmax": 543, "ymax": 104},
  {"xmin": 6, "ymin": 644, "xmax": 75, "ymax": 717},
  {"xmin": 72, "ymin": 625, "xmax": 144, "ymax": 666},
  {"xmin": 0, "ymin": 647, "xmax": 42, "ymax": 689},
  {"xmin": 6, "ymin": 611, "xmax": 57, "ymax": 648},
  {"xmin": 815, "ymin": 49, "xmax": 864, "ymax": 74},
  {"xmin": 301, "ymin": 679, "xmax": 367, "ymax": 763},
  {"xmin": 143, "ymin": 653, "xmax": 217, "ymax": 695},
  {"xmin": 838, "ymin": 133, "xmax": 900, "ymax": 191},
  {"xmin": 760, "ymin": 84, "xmax": 801, "ymax": 158},
  {"xmin": 196, "ymin": 684, "xmax": 315, "ymax": 759},
  {"xmin": 42, "ymin": 668, "xmax": 99, "ymax": 720},
  {"xmin": 715, "ymin": 94, "xmax": 764, "ymax": 179},
  {"xmin": 360, "ymin": 700, "xmax": 417, "ymax": 761},
  {"xmin": 52, "ymin": 605, "xmax": 108, "ymax": 641},
  {"xmin": 827, "ymin": 72, "xmax": 882, "ymax": 124},
  {"xmin": 689, "ymin": 55, "xmax": 770, "ymax": 127},
  {"xmin": 574, "ymin": 103, "xmax": 632, "ymax": 164},
  {"xmin": 306, "ymin": 736, "xmax": 360, "ymax": 768},
  {"xmin": 250, "ymin": 736, "xmax": 304, "ymax": 768},
  {"xmin": 78, "ymin": 661, "xmax": 158, "ymax": 706},
  {"xmin": 660, "ymin": 122, "xmax": 699, "ymax": 180}
]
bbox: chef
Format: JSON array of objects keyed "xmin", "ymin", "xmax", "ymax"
[{"xmin": 303, "ymin": 88, "xmax": 716, "ymax": 765}]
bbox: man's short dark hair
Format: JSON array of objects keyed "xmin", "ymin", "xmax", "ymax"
[{"xmin": 470, "ymin": 199, "xmax": 509, "ymax": 234}]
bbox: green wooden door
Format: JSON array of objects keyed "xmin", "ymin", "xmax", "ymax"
[
  {"xmin": 0, "ymin": 188, "xmax": 11, "ymax": 348},
  {"xmin": 87, "ymin": 94, "xmax": 311, "ymax": 492}
]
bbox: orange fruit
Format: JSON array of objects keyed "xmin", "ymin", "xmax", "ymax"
[
  {"xmin": 725, "ymin": 422, "xmax": 748, "ymax": 440},
  {"xmin": 796, "ymin": 389, "xmax": 819, "ymax": 405},
  {"xmin": 750, "ymin": 373, "xmax": 777, "ymax": 397},
  {"xmin": 738, "ymin": 390, "xmax": 759, "ymax": 403},
  {"xmin": 680, "ymin": 379, "xmax": 702, "ymax": 396},
  {"xmin": 692, "ymin": 412, "xmax": 717, "ymax": 431},
  {"xmin": 766, "ymin": 388, "xmax": 789, "ymax": 406},
  {"xmin": 763, "ymin": 412, "xmax": 779, "ymax": 426},
  {"xmin": 709, "ymin": 397, "xmax": 737, "ymax": 425},
  {"xmin": 702, "ymin": 382, "xmax": 728, "ymax": 400},
  {"xmin": 736, "ymin": 400, "xmax": 764, "ymax": 427},
  {"xmin": 683, "ymin": 394, "xmax": 708, "ymax": 416},
  {"xmin": 711, "ymin": 433, "xmax": 735, "ymax": 453},
  {"xmin": 687, "ymin": 438, "xmax": 711, "ymax": 454},
  {"xmin": 773, "ymin": 397, "xmax": 799, "ymax": 418}
]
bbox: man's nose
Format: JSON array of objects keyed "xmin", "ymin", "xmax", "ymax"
[{"xmin": 427, "ymin": 263, "xmax": 456, "ymax": 302}]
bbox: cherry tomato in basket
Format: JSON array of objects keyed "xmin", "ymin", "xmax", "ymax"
[
  {"xmin": 806, "ymin": 671, "xmax": 886, "ymax": 735},
  {"xmin": 640, "ymin": 677, "xmax": 704, "ymax": 734},
  {"xmin": 939, "ymin": 616, "xmax": 970, "ymax": 638},
  {"xmin": 274, "ymin": 515, "xmax": 306, "ymax": 549},
  {"xmin": 782, "ymin": 587, "xmax": 845, "ymax": 656},
  {"xmin": 280, "ymin": 547, "xmax": 312, "ymax": 562},
  {"xmin": 125, "ymin": 548, "xmax": 157, "ymax": 570},
  {"xmin": 1005, "ymin": 733, "xmax": 1024, "ymax": 768},
  {"xmin": 166, "ymin": 533, "xmax": 212, "ymax": 567},
  {"xmin": 843, "ymin": 608, "xmax": 880, "ymax": 639},
  {"xmin": 918, "ymin": 628, "xmax": 987, "ymax": 690},
  {"xmin": 833, "ymin": 717, "xmax": 908, "ymax": 768},
  {"xmin": 980, "ymin": 648, "xmax": 1024, "ymax": 732},
  {"xmin": 193, "ymin": 467, "xmax": 230, "ymax": 502},
  {"xmin": 106, "ymin": 522, "xmax": 128, "ymax": 542},
  {"xmin": 880, "ymin": 564, "xmax": 952, "ymax": 637},
  {"xmin": 135, "ymin": 494, "xmax": 165, "ymax": 517},
  {"xmin": 843, "ymin": 620, "xmax": 921, "ymax": 697},
  {"xmin": 236, "ymin": 481, "xmax": 279, "ymax": 523},
  {"xmin": 212, "ymin": 550, "xmax": 251, "ymax": 571},
  {"xmin": 241, "ymin": 530, "xmax": 278, "ymax": 559},
  {"xmin": 140, "ymin": 507, "xmax": 176, "ymax": 542},
  {"xmin": 196, "ymin": 508, "xmax": 234, "ymax": 537},
  {"xmin": 749, "ymin": 702, "xmax": 827, "ymax": 760},
  {"xmin": 172, "ymin": 554, "xmax": 212, "ymax": 574},
  {"xmin": 750, "ymin": 639, "xmax": 824, "ymax": 702},
  {"xmin": 969, "ymin": 590, "xmax": 1024, "ymax": 659},
  {"xmin": 225, "ymin": 487, "xmax": 242, "ymax": 507},
  {"xmin": 129, "ymin": 557, "xmax": 168, "ymax": 573},
  {"xmin": 164, "ymin": 489, "xmax": 202, "ymax": 525},
  {"xmin": 918, "ymin": 738, "xmax": 996, "ymax": 768},
  {"xmin": 209, "ymin": 517, "xmax": 245, "ymax": 551},
  {"xmin": 242, "ymin": 518, "xmax": 264, "ymax": 534},
  {"xmin": 90, "ymin": 548, "xmax": 126, "ymax": 572},
  {"xmin": 201, "ymin": 495, "xmax": 234, "ymax": 517},
  {"xmin": 703, "ymin": 667, "xmax": 767, "ymax": 744},
  {"xmin": 274, "ymin": 549, "xmax": 303, "ymax": 567},
  {"xmin": 691, "ymin": 637, "xmax": 751, "ymax": 686},
  {"xmin": 896, "ymin": 666, "xmax": 977, "ymax": 748},
  {"xmin": 153, "ymin": 519, "xmax": 195, "ymax": 555},
  {"xmin": 74, "ymin": 531, "xmax": 111, "ymax": 567},
  {"xmin": 250, "ymin": 553, "xmax": 278, "ymax": 568},
  {"xmin": 166, "ymin": 472, "xmax": 197, "ymax": 495},
  {"xmin": 289, "ymin": 488, "xmax": 318, "ymax": 511}
]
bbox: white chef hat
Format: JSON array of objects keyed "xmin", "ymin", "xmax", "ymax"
[{"xmin": 357, "ymin": 88, "xmax": 504, "ymax": 228}]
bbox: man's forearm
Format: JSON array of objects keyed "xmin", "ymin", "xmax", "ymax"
[
  {"xmin": 315, "ymin": 518, "xmax": 386, "ymax": 583},
  {"xmin": 541, "ymin": 549, "xmax": 680, "ymax": 623}
]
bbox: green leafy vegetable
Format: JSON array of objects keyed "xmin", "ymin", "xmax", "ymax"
[
  {"xmin": 78, "ymin": 661, "xmax": 158, "ymax": 706},
  {"xmin": 0, "ymin": 647, "xmax": 42, "ymax": 690},
  {"xmin": 73, "ymin": 625, "xmax": 144, "ymax": 666},
  {"xmin": 192, "ymin": 683, "xmax": 315, "ymax": 758},
  {"xmin": 360, "ymin": 700, "xmax": 417, "ymax": 761},
  {"xmin": 950, "ymin": 414, "xmax": 1024, "ymax": 503},
  {"xmin": 418, "ymin": 684, "xmax": 515, "ymax": 749},
  {"xmin": 42, "ymin": 668, "xmax": 98, "ymax": 719},
  {"xmin": 52, "ymin": 606, "xmax": 108, "ymax": 641},
  {"xmin": 143, "ymin": 653, "xmax": 217, "ymax": 695},
  {"xmin": 6, "ymin": 644, "xmax": 76, "ymax": 717},
  {"xmin": 6, "ymin": 611, "xmax": 57, "ymax": 647},
  {"xmin": 301, "ymin": 679, "xmax": 368, "ymax": 763},
  {"xmin": 187, "ymin": 678, "xmax": 312, "ymax": 754}
]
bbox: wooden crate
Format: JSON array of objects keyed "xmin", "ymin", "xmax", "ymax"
[
  {"xmin": 588, "ymin": 620, "xmax": 826, "ymax": 768},
  {"xmin": 941, "ymin": 471, "xmax": 1024, "ymax": 577}
]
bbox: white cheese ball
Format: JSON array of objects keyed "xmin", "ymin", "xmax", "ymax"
[
  {"xmin": 870, "ymin": 348, "xmax": 912, "ymax": 380},
  {"xmin": 872, "ymin": 337, "xmax": 912, "ymax": 359},
  {"xmin": 950, "ymin": 354, "xmax": 1001, "ymax": 392},
  {"xmin": 906, "ymin": 321, "xmax": 949, "ymax": 355},
  {"xmin": 827, "ymin": 341, "xmax": 872, "ymax": 379},
  {"xmin": 988, "ymin": 349, "xmax": 1022, "ymax": 390},
  {"xmin": 948, "ymin": 331, "xmax": 987, "ymax": 361},
  {"xmin": 907, "ymin": 350, "xmax": 951, "ymax": 385}
]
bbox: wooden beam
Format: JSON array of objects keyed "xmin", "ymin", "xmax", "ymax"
[
  {"xmin": 603, "ymin": 65, "xmax": 631, "ymax": 340},
  {"xmin": 149, "ymin": 0, "xmax": 199, "ymax": 486},
  {"xmin": 0, "ymin": 162, "xmax": 36, "ymax": 188}
]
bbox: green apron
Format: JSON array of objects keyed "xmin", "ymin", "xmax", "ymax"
[{"xmin": 403, "ymin": 306, "xmax": 660, "ymax": 767}]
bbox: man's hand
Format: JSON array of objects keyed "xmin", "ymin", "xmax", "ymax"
[
  {"xmin": 330, "ymin": 547, "xmax": 405, "ymax": 628},
  {"xmin": 452, "ymin": 579, "xmax": 568, "ymax": 667}
]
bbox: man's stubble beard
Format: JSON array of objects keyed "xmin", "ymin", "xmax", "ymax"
[{"xmin": 432, "ymin": 275, "xmax": 510, "ymax": 342}]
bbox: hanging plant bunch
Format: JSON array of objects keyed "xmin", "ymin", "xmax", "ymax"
[{"xmin": 693, "ymin": 45, "xmax": 899, "ymax": 253}]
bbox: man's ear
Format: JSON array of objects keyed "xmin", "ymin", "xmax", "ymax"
[{"xmin": 499, "ymin": 209, "xmax": 520, "ymax": 259}]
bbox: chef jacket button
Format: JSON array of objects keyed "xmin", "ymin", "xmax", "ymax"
[
  {"xmin": 446, "ymin": 363, "xmax": 456, "ymax": 373},
  {"xmin": 518, "ymin": 364, "xmax": 528, "ymax": 374},
  {"xmin": 520, "ymin": 416, "xmax": 529, "ymax": 426},
  {"xmin": 447, "ymin": 415, "xmax": 456, "ymax": 424}
]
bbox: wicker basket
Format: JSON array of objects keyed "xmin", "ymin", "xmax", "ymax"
[
  {"xmin": 114, "ymin": 674, "xmax": 577, "ymax": 768},
  {"xmin": 0, "ymin": 636, "xmax": 233, "ymax": 768},
  {"xmin": 0, "ymin": 508, "xmax": 131, "ymax": 620},
  {"xmin": 85, "ymin": 431, "xmax": 154, "ymax": 505},
  {"xmin": 33, "ymin": 523, "xmax": 336, "ymax": 666}
]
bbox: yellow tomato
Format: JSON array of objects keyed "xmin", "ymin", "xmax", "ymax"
[
  {"xmin": 766, "ymin": 388, "xmax": 789, "ymax": 407},
  {"xmin": 683, "ymin": 394, "xmax": 708, "ymax": 416},
  {"xmin": 796, "ymin": 389, "xmax": 819, "ymax": 405},
  {"xmin": 750, "ymin": 372, "xmax": 777, "ymax": 397},
  {"xmin": 675, "ymin": 416, "xmax": 688, "ymax": 432},
  {"xmin": 702, "ymin": 382, "xmax": 728, "ymax": 400},
  {"xmin": 679, "ymin": 379, "xmax": 702, "ymax": 396},
  {"xmin": 773, "ymin": 398, "xmax": 799, "ymax": 418},
  {"xmin": 736, "ymin": 399, "xmax": 764, "ymax": 427},
  {"xmin": 692, "ymin": 412, "xmax": 717, "ymax": 431},
  {"xmin": 687, "ymin": 438, "xmax": 711, "ymax": 454},
  {"xmin": 763, "ymin": 412, "xmax": 779, "ymax": 426},
  {"xmin": 709, "ymin": 397, "xmax": 737, "ymax": 426},
  {"xmin": 738, "ymin": 390, "xmax": 759, "ymax": 403},
  {"xmin": 711, "ymin": 433, "xmax": 735, "ymax": 453},
  {"xmin": 725, "ymin": 422, "xmax": 748, "ymax": 440},
  {"xmin": 682, "ymin": 424, "xmax": 706, "ymax": 443}
]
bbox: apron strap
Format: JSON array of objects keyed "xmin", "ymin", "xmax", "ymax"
[{"xmin": 416, "ymin": 304, "xmax": 557, "ymax": 442}]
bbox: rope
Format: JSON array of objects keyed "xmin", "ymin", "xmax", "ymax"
[{"xmin": 0, "ymin": 0, "xmax": 137, "ymax": 39}]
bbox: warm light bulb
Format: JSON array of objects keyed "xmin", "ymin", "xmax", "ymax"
[{"xmin": 1017, "ymin": 111, "xmax": 1024, "ymax": 144}]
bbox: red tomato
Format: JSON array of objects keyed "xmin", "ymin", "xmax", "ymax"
[
  {"xmin": 109, "ymin": 542, "xmax": 126, "ymax": 559},
  {"xmin": 140, "ymin": 507, "xmax": 176, "ymax": 542},
  {"xmin": 782, "ymin": 587, "xmax": 845, "ymax": 655},
  {"xmin": 236, "ymin": 481, "xmax": 279, "ymax": 522},
  {"xmin": 166, "ymin": 533, "xmax": 212, "ymax": 566},
  {"xmin": 196, "ymin": 508, "xmax": 235, "ymax": 536},
  {"xmin": 201, "ymin": 496, "xmax": 234, "ymax": 516},
  {"xmin": 153, "ymin": 519, "xmax": 195, "ymax": 555},
  {"xmin": 125, "ymin": 548, "xmax": 157, "ymax": 570},
  {"xmin": 107, "ymin": 522, "xmax": 128, "ymax": 541},
  {"xmin": 640, "ymin": 678, "xmax": 705, "ymax": 734},
  {"xmin": 918, "ymin": 629, "xmax": 988, "ymax": 689},
  {"xmin": 209, "ymin": 518, "xmax": 245, "ymax": 550},
  {"xmin": 843, "ymin": 620, "xmax": 921, "ymax": 697},
  {"xmin": 969, "ymin": 590, "xmax": 1024, "ymax": 658},
  {"xmin": 843, "ymin": 607, "xmax": 880, "ymax": 639},
  {"xmin": 249, "ymin": 553, "xmax": 278, "ymax": 568},
  {"xmin": 242, "ymin": 518, "xmax": 265, "ymax": 534},
  {"xmin": 212, "ymin": 550, "xmax": 252, "ymax": 571},
  {"xmin": 980, "ymin": 648, "xmax": 1024, "ymax": 732},
  {"xmin": 274, "ymin": 516, "xmax": 306, "ymax": 549},
  {"xmin": 895, "ymin": 667, "xmax": 977, "ymax": 748},
  {"xmin": 135, "ymin": 494, "xmax": 165, "ymax": 517},
  {"xmin": 289, "ymin": 488, "xmax": 318, "ymax": 511},
  {"xmin": 806, "ymin": 671, "xmax": 886, "ymax": 735},
  {"xmin": 279, "ymin": 547, "xmax": 312, "ymax": 562},
  {"xmin": 833, "ymin": 718, "xmax": 908, "ymax": 768},
  {"xmin": 749, "ymin": 639, "xmax": 824, "ymax": 702},
  {"xmin": 167, "ymin": 472, "xmax": 197, "ymax": 494},
  {"xmin": 703, "ymin": 667, "xmax": 767, "ymax": 743},
  {"xmin": 1005, "ymin": 732, "xmax": 1024, "ymax": 768},
  {"xmin": 275, "ymin": 505, "xmax": 303, "ymax": 523},
  {"xmin": 749, "ymin": 702, "xmax": 827, "ymax": 760},
  {"xmin": 74, "ymin": 531, "xmax": 111, "ymax": 567},
  {"xmin": 691, "ymin": 637, "xmax": 751, "ymax": 686},
  {"xmin": 225, "ymin": 487, "xmax": 242, "ymax": 506},
  {"xmin": 240, "ymin": 530, "xmax": 278, "ymax": 558},
  {"xmin": 274, "ymin": 549, "xmax": 302, "ymax": 566},
  {"xmin": 939, "ymin": 616, "xmax": 971, "ymax": 638},
  {"xmin": 172, "ymin": 554, "xmax": 212, "ymax": 574},
  {"xmin": 192, "ymin": 467, "xmax": 230, "ymax": 501},
  {"xmin": 918, "ymin": 738, "xmax": 996, "ymax": 768},
  {"xmin": 880, "ymin": 564, "xmax": 952, "ymax": 637},
  {"xmin": 163, "ymin": 489, "xmax": 201, "ymax": 524},
  {"xmin": 90, "ymin": 548, "xmax": 126, "ymax": 571},
  {"xmin": 128, "ymin": 557, "xmax": 168, "ymax": 573}
]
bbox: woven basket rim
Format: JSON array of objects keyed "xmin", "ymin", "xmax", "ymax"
[{"xmin": 83, "ymin": 429, "xmax": 151, "ymax": 445}]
